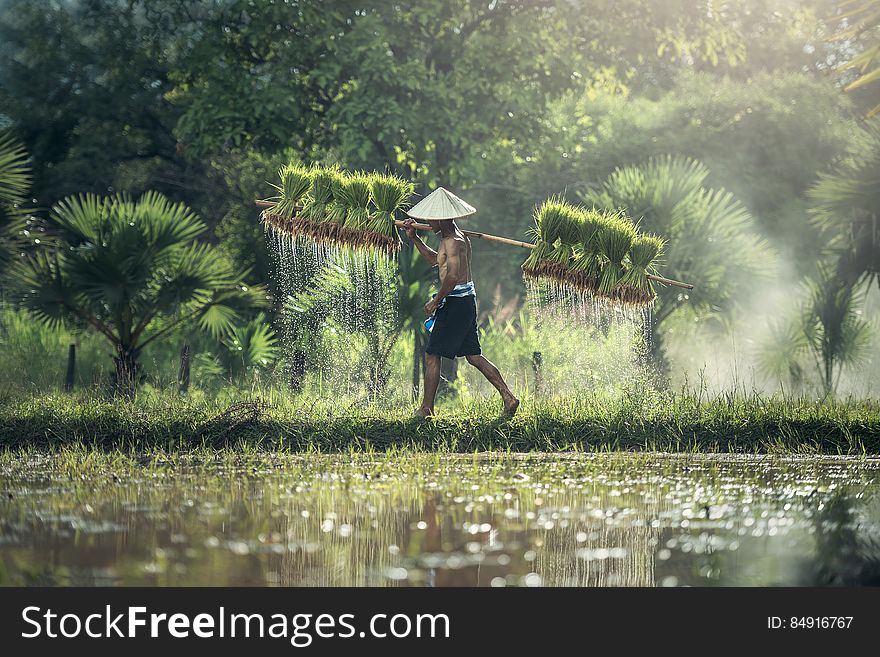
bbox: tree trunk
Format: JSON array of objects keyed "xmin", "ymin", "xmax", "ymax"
[
  {"xmin": 178, "ymin": 341, "xmax": 191, "ymax": 395},
  {"xmin": 823, "ymin": 348, "xmax": 834, "ymax": 398},
  {"xmin": 112, "ymin": 346, "xmax": 140, "ymax": 398},
  {"xmin": 64, "ymin": 344, "xmax": 76, "ymax": 392}
]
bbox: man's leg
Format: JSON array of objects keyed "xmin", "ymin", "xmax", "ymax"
[
  {"xmin": 465, "ymin": 354, "xmax": 520, "ymax": 415},
  {"xmin": 417, "ymin": 353, "xmax": 442, "ymax": 417}
]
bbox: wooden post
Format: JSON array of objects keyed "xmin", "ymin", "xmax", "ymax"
[
  {"xmin": 178, "ymin": 341, "xmax": 191, "ymax": 394},
  {"xmin": 532, "ymin": 351, "xmax": 543, "ymax": 395},
  {"xmin": 439, "ymin": 357, "xmax": 458, "ymax": 398},
  {"xmin": 411, "ymin": 331, "xmax": 423, "ymax": 401},
  {"xmin": 290, "ymin": 351, "xmax": 306, "ymax": 393},
  {"xmin": 64, "ymin": 344, "xmax": 76, "ymax": 391}
]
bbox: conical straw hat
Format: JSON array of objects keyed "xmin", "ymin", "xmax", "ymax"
[{"xmin": 406, "ymin": 186, "xmax": 476, "ymax": 220}]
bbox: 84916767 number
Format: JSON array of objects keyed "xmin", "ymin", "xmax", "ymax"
[{"xmin": 768, "ymin": 617, "xmax": 853, "ymax": 629}]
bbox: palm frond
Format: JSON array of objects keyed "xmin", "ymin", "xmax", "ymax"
[{"xmin": 0, "ymin": 132, "xmax": 31, "ymax": 209}]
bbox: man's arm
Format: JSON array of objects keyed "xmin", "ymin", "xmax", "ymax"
[{"xmin": 402, "ymin": 219, "xmax": 437, "ymax": 266}]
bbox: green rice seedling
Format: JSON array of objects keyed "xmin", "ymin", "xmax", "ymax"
[
  {"xmin": 523, "ymin": 197, "xmax": 580, "ymax": 280},
  {"xmin": 527, "ymin": 196, "xmax": 567, "ymax": 244},
  {"xmin": 339, "ymin": 172, "xmax": 374, "ymax": 239},
  {"xmin": 300, "ymin": 165, "xmax": 340, "ymax": 243},
  {"xmin": 596, "ymin": 210, "xmax": 637, "ymax": 299},
  {"xmin": 324, "ymin": 169, "xmax": 349, "ymax": 227},
  {"xmin": 568, "ymin": 207, "xmax": 605, "ymax": 291},
  {"xmin": 545, "ymin": 206, "xmax": 581, "ymax": 266},
  {"xmin": 262, "ymin": 163, "xmax": 312, "ymax": 235},
  {"xmin": 269, "ymin": 163, "xmax": 311, "ymax": 220},
  {"xmin": 302, "ymin": 165, "xmax": 338, "ymax": 222},
  {"xmin": 620, "ymin": 233, "xmax": 665, "ymax": 305},
  {"xmin": 368, "ymin": 172, "xmax": 414, "ymax": 252}
]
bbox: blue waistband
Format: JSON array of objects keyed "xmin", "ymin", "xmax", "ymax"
[{"xmin": 447, "ymin": 281, "xmax": 476, "ymax": 298}]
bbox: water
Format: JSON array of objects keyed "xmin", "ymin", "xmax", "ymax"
[
  {"xmin": 2, "ymin": 453, "xmax": 878, "ymax": 586},
  {"xmin": 523, "ymin": 276, "xmax": 655, "ymax": 396},
  {"xmin": 266, "ymin": 225, "xmax": 399, "ymax": 398}
]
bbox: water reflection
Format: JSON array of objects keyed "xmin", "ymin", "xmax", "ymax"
[{"xmin": 0, "ymin": 453, "xmax": 877, "ymax": 586}]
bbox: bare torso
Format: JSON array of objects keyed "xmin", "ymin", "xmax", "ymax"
[{"xmin": 436, "ymin": 229, "xmax": 473, "ymax": 286}]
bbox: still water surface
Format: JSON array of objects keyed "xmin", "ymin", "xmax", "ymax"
[{"xmin": 1, "ymin": 453, "xmax": 878, "ymax": 586}]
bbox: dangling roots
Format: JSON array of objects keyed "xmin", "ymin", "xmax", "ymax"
[
  {"xmin": 522, "ymin": 261, "xmax": 656, "ymax": 308},
  {"xmin": 262, "ymin": 211, "xmax": 401, "ymax": 256}
]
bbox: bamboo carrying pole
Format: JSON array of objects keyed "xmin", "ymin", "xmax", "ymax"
[{"xmin": 256, "ymin": 200, "xmax": 694, "ymax": 290}]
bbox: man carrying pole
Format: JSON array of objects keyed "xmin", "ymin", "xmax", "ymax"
[{"xmin": 402, "ymin": 187, "xmax": 520, "ymax": 418}]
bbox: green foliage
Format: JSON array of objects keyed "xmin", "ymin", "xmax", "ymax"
[
  {"xmin": 0, "ymin": 131, "xmax": 30, "ymax": 208},
  {"xmin": 0, "ymin": 131, "xmax": 30, "ymax": 276},
  {"xmin": 523, "ymin": 73, "xmax": 857, "ymax": 262},
  {"xmin": 0, "ymin": 305, "xmax": 111, "ymax": 392},
  {"xmin": 0, "ymin": 1, "xmax": 186, "ymax": 202},
  {"xmin": 211, "ymin": 149, "xmax": 291, "ymax": 302},
  {"xmin": 802, "ymin": 266, "xmax": 873, "ymax": 395},
  {"xmin": 12, "ymin": 191, "xmax": 267, "ymax": 394},
  {"xmin": 828, "ymin": 0, "xmax": 880, "ymax": 118},
  {"xmin": 758, "ymin": 266, "xmax": 873, "ymax": 396},
  {"xmin": 809, "ymin": 125, "xmax": 880, "ymax": 289},
  {"xmin": 197, "ymin": 313, "xmax": 279, "ymax": 384},
  {"xmin": 583, "ymin": 155, "xmax": 772, "ymax": 331}
]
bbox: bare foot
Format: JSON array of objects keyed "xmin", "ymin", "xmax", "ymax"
[
  {"xmin": 414, "ymin": 407, "xmax": 433, "ymax": 419},
  {"xmin": 502, "ymin": 396, "xmax": 520, "ymax": 417}
]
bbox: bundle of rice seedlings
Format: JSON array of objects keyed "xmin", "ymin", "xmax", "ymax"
[
  {"xmin": 339, "ymin": 172, "xmax": 374, "ymax": 243},
  {"xmin": 522, "ymin": 197, "xmax": 580, "ymax": 281},
  {"xmin": 368, "ymin": 172, "xmax": 414, "ymax": 253},
  {"xmin": 324, "ymin": 169, "xmax": 349, "ymax": 230},
  {"xmin": 567, "ymin": 207, "xmax": 605, "ymax": 291},
  {"xmin": 302, "ymin": 165, "xmax": 337, "ymax": 222},
  {"xmin": 263, "ymin": 163, "xmax": 312, "ymax": 234},
  {"xmin": 545, "ymin": 206, "xmax": 581, "ymax": 266},
  {"xmin": 596, "ymin": 211, "xmax": 637, "ymax": 300},
  {"xmin": 619, "ymin": 233, "xmax": 665, "ymax": 305}
]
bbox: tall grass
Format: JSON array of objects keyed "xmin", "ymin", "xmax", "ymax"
[{"xmin": 0, "ymin": 387, "xmax": 876, "ymax": 453}]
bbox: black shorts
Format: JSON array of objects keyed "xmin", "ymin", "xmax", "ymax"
[{"xmin": 425, "ymin": 296, "xmax": 481, "ymax": 359}]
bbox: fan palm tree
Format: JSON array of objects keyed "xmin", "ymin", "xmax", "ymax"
[
  {"xmin": 758, "ymin": 265, "xmax": 872, "ymax": 397},
  {"xmin": 809, "ymin": 125, "xmax": 880, "ymax": 290},
  {"xmin": 581, "ymin": 155, "xmax": 773, "ymax": 364},
  {"xmin": 802, "ymin": 265, "xmax": 872, "ymax": 396},
  {"xmin": 0, "ymin": 131, "xmax": 31, "ymax": 278},
  {"xmin": 190, "ymin": 313, "xmax": 279, "ymax": 388},
  {"xmin": 14, "ymin": 191, "xmax": 266, "ymax": 396}
]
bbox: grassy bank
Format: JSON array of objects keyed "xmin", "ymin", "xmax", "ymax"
[{"xmin": 1, "ymin": 390, "xmax": 879, "ymax": 454}]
